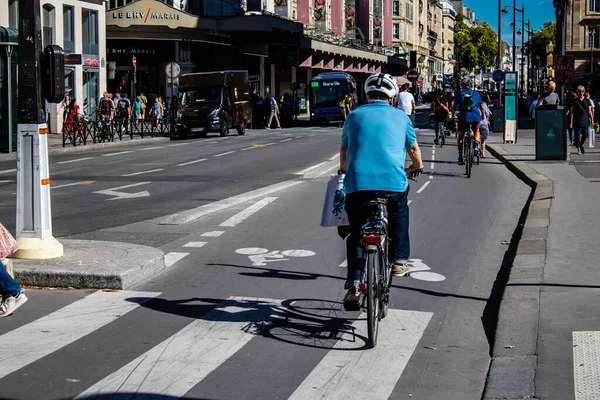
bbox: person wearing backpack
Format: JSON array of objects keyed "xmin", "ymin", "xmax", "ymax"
[
  {"xmin": 114, "ymin": 93, "xmax": 131, "ymax": 135},
  {"xmin": 452, "ymin": 77, "xmax": 485, "ymax": 165}
]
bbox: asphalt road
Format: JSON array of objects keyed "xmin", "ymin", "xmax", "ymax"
[{"xmin": 0, "ymin": 122, "xmax": 530, "ymax": 400}]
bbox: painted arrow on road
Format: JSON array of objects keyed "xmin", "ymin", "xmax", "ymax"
[{"xmin": 93, "ymin": 182, "xmax": 151, "ymax": 201}]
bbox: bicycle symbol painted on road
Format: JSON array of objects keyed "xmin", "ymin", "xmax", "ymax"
[
  {"xmin": 235, "ymin": 248, "xmax": 316, "ymax": 267},
  {"xmin": 407, "ymin": 259, "xmax": 446, "ymax": 282}
]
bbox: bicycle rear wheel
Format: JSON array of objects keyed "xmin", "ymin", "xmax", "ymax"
[
  {"xmin": 366, "ymin": 251, "xmax": 381, "ymax": 348},
  {"xmin": 465, "ymin": 136, "xmax": 472, "ymax": 178}
]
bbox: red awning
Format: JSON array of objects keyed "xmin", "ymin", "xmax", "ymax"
[
  {"xmin": 299, "ymin": 56, "xmax": 313, "ymax": 68},
  {"xmin": 374, "ymin": 66, "xmax": 382, "ymax": 73},
  {"xmin": 361, "ymin": 64, "xmax": 369, "ymax": 73},
  {"xmin": 324, "ymin": 59, "xmax": 335, "ymax": 70},
  {"xmin": 312, "ymin": 59, "xmax": 324, "ymax": 69},
  {"xmin": 333, "ymin": 60, "xmax": 345, "ymax": 71}
]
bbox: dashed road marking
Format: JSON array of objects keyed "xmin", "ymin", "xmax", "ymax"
[
  {"xmin": 177, "ymin": 158, "xmax": 207, "ymax": 167},
  {"xmin": 0, "ymin": 169, "xmax": 16, "ymax": 174},
  {"xmin": 214, "ymin": 151, "xmax": 236, "ymax": 157},
  {"xmin": 430, "ymin": 162, "xmax": 435, "ymax": 170},
  {"xmin": 296, "ymin": 162, "xmax": 327, "ymax": 176},
  {"xmin": 240, "ymin": 146, "xmax": 255, "ymax": 151},
  {"xmin": 339, "ymin": 259, "xmax": 348, "ymax": 268},
  {"xmin": 0, "ymin": 180, "xmax": 14, "ymax": 184},
  {"xmin": 416, "ymin": 181, "xmax": 430, "ymax": 194},
  {"xmin": 164, "ymin": 252, "xmax": 190, "ymax": 267},
  {"xmin": 57, "ymin": 157, "xmax": 94, "ymax": 164},
  {"xmin": 102, "ymin": 151, "xmax": 134, "ymax": 157},
  {"xmin": 408, "ymin": 200, "xmax": 412, "ymax": 205},
  {"xmin": 219, "ymin": 197, "xmax": 277, "ymax": 227},
  {"xmin": 138, "ymin": 146, "xmax": 165, "ymax": 151},
  {"xmin": 201, "ymin": 231, "xmax": 225, "ymax": 237},
  {"xmin": 52, "ymin": 182, "xmax": 84, "ymax": 189},
  {"xmin": 182, "ymin": 241, "xmax": 208, "ymax": 248},
  {"xmin": 169, "ymin": 142, "xmax": 188, "ymax": 147},
  {"xmin": 122, "ymin": 168, "xmax": 165, "ymax": 177},
  {"xmin": 279, "ymin": 138, "xmax": 293, "ymax": 142},
  {"xmin": 262, "ymin": 142, "xmax": 276, "ymax": 147}
]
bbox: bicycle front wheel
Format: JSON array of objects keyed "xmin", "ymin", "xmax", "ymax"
[
  {"xmin": 366, "ymin": 251, "xmax": 381, "ymax": 348},
  {"xmin": 464, "ymin": 137, "xmax": 472, "ymax": 178}
]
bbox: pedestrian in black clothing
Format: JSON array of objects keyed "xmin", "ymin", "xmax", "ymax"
[{"xmin": 570, "ymin": 85, "xmax": 594, "ymax": 155}]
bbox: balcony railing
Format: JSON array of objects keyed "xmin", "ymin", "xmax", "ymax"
[
  {"xmin": 442, "ymin": 8, "xmax": 456, "ymax": 17},
  {"xmin": 428, "ymin": 29, "xmax": 438, "ymax": 40}
]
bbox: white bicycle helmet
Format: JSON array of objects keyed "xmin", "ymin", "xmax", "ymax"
[{"xmin": 364, "ymin": 73, "xmax": 399, "ymax": 99}]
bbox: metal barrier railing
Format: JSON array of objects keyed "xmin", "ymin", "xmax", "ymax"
[{"xmin": 62, "ymin": 117, "xmax": 171, "ymax": 147}]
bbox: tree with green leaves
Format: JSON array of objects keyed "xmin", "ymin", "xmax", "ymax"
[
  {"xmin": 454, "ymin": 14, "xmax": 499, "ymax": 76},
  {"xmin": 525, "ymin": 21, "xmax": 556, "ymax": 67}
]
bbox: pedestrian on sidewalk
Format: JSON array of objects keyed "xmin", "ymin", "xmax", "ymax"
[
  {"xmin": 396, "ymin": 83, "xmax": 416, "ymax": 126},
  {"xmin": 585, "ymin": 92, "xmax": 595, "ymax": 122},
  {"xmin": 0, "ymin": 223, "xmax": 28, "ymax": 317},
  {"xmin": 539, "ymin": 82, "xmax": 560, "ymax": 106},
  {"xmin": 480, "ymin": 96, "xmax": 493, "ymax": 158},
  {"xmin": 567, "ymin": 91, "xmax": 578, "ymax": 145},
  {"xmin": 266, "ymin": 94, "xmax": 281, "ymax": 130},
  {"xmin": 570, "ymin": 86, "xmax": 594, "ymax": 155},
  {"xmin": 529, "ymin": 94, "xmax": 541, "ymax": 128}
]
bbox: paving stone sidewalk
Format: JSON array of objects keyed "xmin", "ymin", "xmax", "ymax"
[{"xmin": 484, "ymin": 129, "xmax": 600, "ymax": 400}]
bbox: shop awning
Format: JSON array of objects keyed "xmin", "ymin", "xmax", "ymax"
[
  {"xmin": 0, "ymin": 27, "xmax": 18, "ymax": 46},
  {"xmin": 333, "ymin": 60, "xmax": 344, "ymax": 71},
  {"xmin": 309, "ymin": 39, "xmax": 387, "ymax": 64}
]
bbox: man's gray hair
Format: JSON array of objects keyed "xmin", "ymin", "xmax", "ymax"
[
  {"xmin": 461, "ymin": 77, "xmax": 473, "ymax": 89},
  {"xmin": 577, "ymin": 85, "xmax": 586, "ymax": 92}
]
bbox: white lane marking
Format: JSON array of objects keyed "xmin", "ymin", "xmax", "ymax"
[
  {"xmin": 329, "ymin": 152, "xmax": 341, "ymax": 161},
  {"xmin": 93, "ymin": 182, "xmax": 151, "ymax": 201},
  {"xmin": 339, "ymin": 259, "xmax": 348, "ymax": 268},
  {"xmin": 0, "ymin": 180, "xmax": 14, "ymax": 184},
  {"xmin": 573, "ymin": 331, "xmax": 600, "ymax": 400},
  {"xmin": 74, "ymin": 297, "xmax": 283, "ymax": 400},
  {"xmin": 302, "ymin": 159, "xmax": 340, "ymax": 179},
  {"xmin": 214, "ymin": 151, "xmax": 236, "ymax": 157},
  {"xmin": 240, "ymin": 146, "xmax": 255, "ymax": 151},
  {"xmin": 432, "ymin": 153, "xmax": 435, "ymax": 160},
  {"xmin": 279, "ymin": 138, "xmax": 293, "ymax": 142},
  {"xmin": 296, "ymin": 162, "xmax": 327, "ymax": 176},
  {"xmin": 408, "ymin": 200, "xmax": 413, "ymax": 205},
  {"xmin": 121, "ymin": 168, "xmax": 165, "ymax": 177},
  {"xmin": 52, "ymin": 182, "xmax": 82, "ymax": 189},
  {"xmin": 295, "ymin": 136, "xmax": 303, "ymax": 139},
  {"xmin": 430, "ymin": 162, "xmax": 435, "ymax": 170},
  {"xmin": 164, "ymin": 252, "xmax": 190, "ymax": 267},
  {"xmin": 201, "ymin": 231, "xmax": 225, "ymax": 237},
  {"xmin": 102, "ymin": 151, "xmax": 134, "ymax": 157},
  {"xmin": 235, "ymin": 247, "xmax": 315, "ymax": 266},
  {"xmin": 262, "ymin": 142, "xmax": 276, "ymax": 147},
  {"xmin": 138, "ymin": 146, "xmax": 165, "ymax": 151},
  {"xmin": 161, "ymin": 180, "xmax": 303, "ymax": 225},
  {"xmin": 429, "ymin": 175, "xmax": 433, "ymax": 180},
  {"xmin": 410, "ymin": 271, "xmax": 446, "ymax": 281},
  {"xmin": 56, "ymin": 157, "xmax": 94, "ymax": 164},
  {"xmin": 219, "ymin": 197, "xmax": 277, "ymax": 227},
  {"xmin": 177, "ymin": 158, "xmax": 207, "ymax": 167},
  {"xmin": 416, "ymin": 181, "xmax": 431, "ymax": 194},
  {"xmin": 288, "ymin": 309, "xmax": 433, "ymax": 400},
  {"xmin": 0, "ymin": 169, "xmax": 16, "ymax": 175},
  {"xmin": 169, "ymin": 142, "xmax": 188, "ymax": 147},
  {"xmin": 182, "ymin": 241, "xmax": 208, "ymax": 248},
  {"xmin": 0, "ymin": 290, "xmax": 160, "ymax": 380}
]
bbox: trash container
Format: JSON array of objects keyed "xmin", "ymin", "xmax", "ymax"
[
  {"xmin": 535, "ymin": 104, "xmax": 567, "ymax": 160},
  {"xmin": 491, "ymin": 106, "xmax": 505, "ymax": 133}
]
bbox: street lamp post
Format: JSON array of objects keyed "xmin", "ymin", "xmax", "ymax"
[
  {"xmin": 502, "ymin": 3, "xmax": 525, "ymax": 72},
  {"xmin": 497, "ymin": 0, "xmax": 503, "ymax": 106},
  {"xmin": 517, "ymin": 19, "xmax": 531, "ymax": 94}
]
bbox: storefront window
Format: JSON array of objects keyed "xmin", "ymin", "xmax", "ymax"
[
  {"xmin": 64, "ymin": 69, "xmax": 75, "ymax": 97},
  {"xmin": 83, "ymin": 70, "xmax": 98, "ymax": 118},
  {"xmin": 63, "ymin": 6, "xmax": 75, "ymax": 53},
  {"xmin": 82, "ymin": 9, "xmax": 99, "ymax": 55}
]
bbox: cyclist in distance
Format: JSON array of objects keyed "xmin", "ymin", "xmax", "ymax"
[
  {"xmin": 452, "ymin": 77, "xmax": 485, "ymax": 165},
  {"xmin": 339, "ymin": 73, "xmax": 424, "ymax": 308}
]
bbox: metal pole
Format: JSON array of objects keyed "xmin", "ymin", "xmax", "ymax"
[
  {"xmin": 498, "ymin": 0, "xmax": 503, "ymax": 106},
  {"xmin": 521, "ymin": 9, "xmax": 525, "ymax": 94},
  {"xmin": 527, "ymin": 21, "xmax": 531, "ymax": 93},
  {"xmin": 6, "ymin": 46, "xmax": 13, "ymax": 153},
  {"xmin": 512, "ymin": 0, "xmax": 517, "ymax": 71}
]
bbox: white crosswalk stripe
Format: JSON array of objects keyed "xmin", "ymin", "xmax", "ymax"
[
  {"xmin": 0, "ymin": 294, "xmax": 434, "ymax": 399},
  {"xmin": 75, "ymin": 297, "xmax": 283, "ymax": 399},
  {"xmin": 0, "ymin": 290, "xmax": 161, "ymax": 380}
]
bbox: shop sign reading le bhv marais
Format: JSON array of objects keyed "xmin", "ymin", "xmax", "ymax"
[{"xmin": 107, "ymin": 0, "xmax": 200, "ymax": 29}]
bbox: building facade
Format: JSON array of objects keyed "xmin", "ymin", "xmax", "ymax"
[
  {"xmin": 441, "ymin": 0, "xmax": 455, "ymax": 76},
  {"xmin": 565, "ymin": 0, "xmax": 600, "ymax": 89},
  {"xmin": 0, "ymin": 0, "xmax": 107, "ymax": 148}
]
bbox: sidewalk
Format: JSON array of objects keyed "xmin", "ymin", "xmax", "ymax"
[
  {"xmin": 483, "ymin": 129, "xmax": 600, "ymax": 399},
  {"xmin": 0, "ymin": 132, "xmax": 170, "ymax": 162}
]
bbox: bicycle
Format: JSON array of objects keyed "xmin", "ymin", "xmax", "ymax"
[
  {"xmin": 462, "ymin": 127, "xmax": 480, "ymax": 178},
  {"xmin": 354, "ymin": 169, "xmax": 421, "ymax": 348}
]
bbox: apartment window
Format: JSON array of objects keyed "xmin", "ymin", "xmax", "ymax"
[
  {"xmin": 407, "ymin": 22, "xmax": 413, "ymax": 42},
  {"xmin": 42, "ymin": 4, "xmax": 55, "ymax": 48},
  {"xmin": 442, "ymin": 32, "xmax": 445, "ymax": 43},
  {"xmin": 393, "ymin": 23, "xmax": 400, "ymax": 39},
  {"xmin": 399, "ymin": 22, "xmax": 404, "ymax": 40},
  {"xmin": 63, "ymin": 6, "xmax": 75, "ymax": 53},
  {"xmin": 406, "ymin": 3, "xmax": 413, "ymax": 20},
  {"xmin": 9, "ymin": 0, "xmax": 19, "ymax": 29},
  {"xmin": 393, "ymin": 1, "xmax": 401, "ymax": 16},
  {"xmin": 589, "ymin": 27, "xmax": 600, "ymax": 48},
  {"xmin": 589, "ymin": 0, "xmax": 600, "ymax": 12},
  {"xmin": 82, "ymin": 9, "xmax": 99, "ymax": 55},
  {"xmin": 393, "ymin": 46, "xmax": 401, "ymax": 54}
]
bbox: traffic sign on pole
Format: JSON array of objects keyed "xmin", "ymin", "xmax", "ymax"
[
  {"xmin": 406, "ymin": 70, "xmax": 419, "ymax": 82},
  {"xmin": 492, "ymin": 69, "xmax": 505, "ymax": 83},
  {"xmin": 132, "ymin": 56, "xmax": 137, "ymax": 67}
]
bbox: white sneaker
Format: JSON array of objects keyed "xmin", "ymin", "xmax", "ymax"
[
  {"xmin": 392, "ymin": 263, "xmax": 410, "ymax": 277},
  {"xmin": 0, "ymin": 292, "xmax": 28, "ymax": 317}
]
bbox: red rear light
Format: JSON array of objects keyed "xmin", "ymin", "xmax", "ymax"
[
  {"xmin": 358, "ymin": 283, "xmax": 366, "ymax": 291},
  {"xmin": 362, "ymin": 235, "xmax": 383, "ymax": 244}
]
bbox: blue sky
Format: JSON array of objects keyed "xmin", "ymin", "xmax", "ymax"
[{"xmin": 462, "ymin": 0, "xmax": 555, "ymax": 44}]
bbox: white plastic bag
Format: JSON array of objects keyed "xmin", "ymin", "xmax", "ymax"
[
  {"xmin": 320, "ymin": 174, "xmax": 349, "ymax": 227},
  {"xmin": 589, "ymin": 125, "xmax": 596, "ymax": 148}
]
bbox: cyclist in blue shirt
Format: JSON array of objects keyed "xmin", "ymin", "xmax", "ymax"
[
  {"xmin": 452, "ymin": 77, "xmax": 485, "ymax": 165},
  {"xmin": 340, "ymin": 73, "xmax": 423, "ymax": 309}
]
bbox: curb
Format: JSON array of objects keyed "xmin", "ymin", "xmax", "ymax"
[
  {"xmin": 0, "ymin": 135, "xmax": 171, "ymax": 161},
  {"xmin": 10, "ymin": 239, "xmax": 166, "ymax": 290},
  {"xmin": 482, "ymin": 143, "xmax": 553, "ymax": 400}
]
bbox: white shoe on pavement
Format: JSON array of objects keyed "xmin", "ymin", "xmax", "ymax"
[{"xmin": 0, "ymin": 292, "xmax": 28, "ymax": 317}]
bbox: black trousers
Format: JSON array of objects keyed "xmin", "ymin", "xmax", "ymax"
[{"xmin": 574, "ymin": 126, "xmax": 589, "ymax": 150}]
